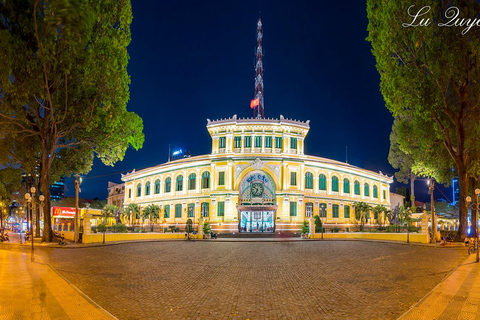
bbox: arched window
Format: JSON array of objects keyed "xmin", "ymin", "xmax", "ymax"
[
  {"xmin": 188, "ymin": 203, "xmax": 195, "ymax": 217},
  {"xmin": 164, "ymin": 205, "xmax": 170, "ymax": 218},
  {"xmin": 354, "ymin": 181, "xmax": 360, "ymax": 195},
  {"xmin": 343, "ymin": 178, "xmax": 350, "ymax": 194},
  {"xmin": 319, "ymin": 174, "xmax": 327, "ymax": 191},
  {"xmin": 364, "ymin": 183, "xmax": 370, "ymax": 197},
  {"xmin": 165, "ymin": 177, "xmax": 171, "ymax": 193},
  {"xmin": 175, "ymin": 204, "xmax": 182, "ymax": 217},
  {"xmin": 373, "ymin": 185, "xmax": 378, "ymax": 198},
  {"xmin": 201, "ymin": 202, "xmax": 209, "ymax": 217},
  {"xmin": 136, "ymin": 183, "xmax": 142, "ymax": 197},
  {"xmin": 188, "ymin": 173, "xmax": 196, "ymax": 190},
  {"xmin": 145, "ymin": 181, "xmax": 151, "ymax": 196},
  {"xmin": 319, "ymin": 203, "xmax": 327, "ymax": 217},
  {"xmin": 332, "ymin": 176, "xmax": 339, "ymax": 192},
  {"xmin": 154, "ymin": 179, "xmax": 160, "ymax": 194},
  {"xmin": 344, "ymin": 205, "xmax": 350, "ymax": 218},
  {"xmin": 305, "ymin": 172, "xmax": 313, "ymax": 189},
  {"xmin": 305, "ymin": 202, "xmax": 313, "ymax": 217},
  {"xmin": 202, "ymin": 171, "xmax": 210, "ymax": 189},
  {"xmin": 176, "ymin": 175, "xmax": 183, "ymax": 192}
]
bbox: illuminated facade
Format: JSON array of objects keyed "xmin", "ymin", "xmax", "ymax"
[{"xmin": 122, "ymin": 115, "xmax": 393, "ymax": 233}]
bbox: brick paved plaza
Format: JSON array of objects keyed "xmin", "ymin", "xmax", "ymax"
[{"xmin": 36, "ymin": 241, "xmax": 467, "ymax": 320}]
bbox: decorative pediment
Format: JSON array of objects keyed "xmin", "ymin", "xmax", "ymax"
[{"xmin": 251, "ymin": 158, "xmax": 265, "ymax": 170}]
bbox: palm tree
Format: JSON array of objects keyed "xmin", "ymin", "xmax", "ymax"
[
  {"xmin": 398, "ymin": 205, "xmax": 412, "ymax": 232},
  {"xmin": 124, "ymin": 203, "xmax": 141, "ymax": 231},
  {"xmin": 354, "ymin": 202, "xmax": 372, "ymax": 232},
  {"xmin": 373, "ymin": 205, "xmax": 389, "ymax": 228},
  {"xmin": 100, "ymin": 205, "xmax": 115, "ymax": 244},
  {"xmin": 142, "ymin": 204, "xmax": 160, "ymax": 232}
]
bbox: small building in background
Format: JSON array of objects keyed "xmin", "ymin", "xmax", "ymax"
[
  {"xmin": 107, "ymin": 182, "xmax": 125, "ymax": 209},
  {"xmin": 50, "ymin": 177, "xmax": 66, "ymax": 202},
  {"xmin": 390, "ymin": 192, "xmax": 405, "ymax": 210}
]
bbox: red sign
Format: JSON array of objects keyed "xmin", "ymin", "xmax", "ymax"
[{"xmin": 52, "ymin": 207, "xmax": 76, "ymax": 218}]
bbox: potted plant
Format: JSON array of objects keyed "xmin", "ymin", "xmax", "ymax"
[
  {"xmin": 301, "ymin": 221, "xmax": 309, "ymax": 239},
  {"xmin": 203, "ymin": 222, "xmax": 211, "ymax": 239}
]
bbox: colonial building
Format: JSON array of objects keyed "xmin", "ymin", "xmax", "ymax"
[
  {"xmin": 121, "ymin": 115, "xmax": 393, "ymax": 233},
  {"xmin": 107, "ymin": 181, "xmax": 125, "ymax": 209}
]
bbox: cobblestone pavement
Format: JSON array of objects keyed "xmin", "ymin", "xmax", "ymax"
[{"xmin": 33, "ymin": 241, "xmax": 467, "ymax": 320}]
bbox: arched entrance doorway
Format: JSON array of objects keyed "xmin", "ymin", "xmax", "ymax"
[{"xmin": 237, "ymin": 170, "xmax": 277, "ymax": 233}]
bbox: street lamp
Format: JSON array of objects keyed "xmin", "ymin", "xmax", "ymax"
[
  {"xmin": 25, "ymin": 187, "xmax": 45, "ymax": 262},
  {"xmin": 428, "ymin": 179, "xmax": 437, "ymax": 244},
  {"xmin": 466, "ymin": 188, "xmax": 480, "ymax": 263},
  {"xmin": 74, "ymin": 174, "xmax": 83, "ymax": 243}
]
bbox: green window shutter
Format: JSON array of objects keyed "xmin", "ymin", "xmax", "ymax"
[
  {"xmin": 383, "ymin": 190, "xmax": 386, "ymax": 200},
  {"xmin": 188, "ymin": 173, "xmax": 196, "ymax": 190},
  {"xmin": 164, "ymin": 205, "xmax": 170, "ymax": 218},
  {"xmin": 188, "ymin": 203, "xmax": 195, "ymax": 217},
  {"xmin": 201, "ymin": 202, "xmax": 209, "ymax": 217},
  {"xmin": 202, "ymin": 172, "xmax": 210, "ymax": 189},
  {"xmin": 373, "ymin": 185, "xmax": 378, "ymax": 198},
  {"xmin": 175, "ymin": 204, "xmax": 182, "ymax": 218},
  {"xmin": 176, "ymin": 176, "xmax": 183, "ymax": 191},
  {"xmin": 217, "ymin": 201, "xmax": 225, "ymax": 216},
  {"xmin": 333, "ymin": 204, "xmax": 339, "ymax": 218},
  {"xmin": 319, "ymin": 174, "xmax": 327, "ymax": 190},
  {"xmin": 343, "ymin": 179, "xmax": 350, "ymax": 193},
  {"xmin": 265, "ymin": 136, "xmax": 272, "ymax": 148},
  {"xmin": 291, "ymin": 137, "xmax": 297, "ymax": 149},
  {"xmin": 290, "ymin": 201, "xmax": 297, "ymax": 216},
  {"xmin": 218, "ymin": 172, "xmax": 225, "ymax": 186},
  {"xmin": 332, "ymin": 176, "xmax": 339, "ymax": 192},
  {"xmin": 354, "ymin": 181, "xmax": 360, "ymax": 195},
  {"xmin": 319, "ymin": 204, "xmax": 327, "ymax": 217},
  {"xmin": 364, "ymin": 183, "xmax": 370, "ymax": 197},
  {"xmin": 155, "ymin": 180, "xmax": 160, "ymax": 194},
  {"xmin": 275, "ymin": 137, "xmax": 282, "ymax": 149},
  {"xmin": 255, "ymin": 136, "xmax": 262, "ymax": 148},
  {"xmin": 165, "ymin": 178, "xmax": 171, "ymax": 193},
  {"xmin": 290, "ymin": 172, "xmax": 297, "ymax": 186},
  {"xmin": 145, "ymin": 182, "xmax": 150, "ymax": 196},
  {"xmin": 244, "ymin": 136, "xmax": 251, "ymax": 148},
  {"xmin": 137, "ymin": 184, "xmax": 142, "ymax": 197},
  {"xmin": 128, "ymin": 189, "xmax": 132, "ymax": 198},
  {"xmin": 344, "ymin": 205, "xmax": 350, "ymax": 218},
  {"xmin": 219, "ymin": 137, "xmax": 226, "ymax": 148},
  {"xmin": 234, "ymin": 137, "xmax": 241, "ymax": 148},
  {"xmin": 305, "ymin": 172, "xmax": 313, "ymax": 189}
]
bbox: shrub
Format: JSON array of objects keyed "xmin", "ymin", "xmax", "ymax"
[
  {"xmin": 97, "ymin": 224, "xmax": 106, "ymax": 232},
  {"xmin": 332, "ymin": 227, "xmax": 339, "ymax": 233},
  {"xmin": 111, "ymin": 223, "xmax": 127, "ymax": 233},
  {"xmin": 203, "ymin": 222, "xmax": 211, "ymax": 234},
  {"xmin": 301, "ymin": 221, "xmax": 309, "ymax": 234},
  {"xmin": 91, "ymin": 226, "xmax": 97, "ymax": 233}
]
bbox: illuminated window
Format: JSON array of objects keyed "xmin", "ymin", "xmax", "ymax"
[
  {"xmin": 145, "ymin": 181, "xmax": 150, "ymax": 196},
  {"xmin": 244, "ymin": 136, "xmax": 251, "ymax": 148},
  {"xmin": 255, "ymin": 136, "xmax": 262, "ymax": 148},
  {"xmin": 234, "ymin": 137, "xmax": 241, "ymax": 148},
  {"xmin": 344, "ymin": 205, "xmax": 350, "ymax": 218},
  {"xmin": 175, "ymin": 204, "xmax": 182, "ymax": 218},
  {"xmin": 275, "ymin": 137, "xmax": 282, "ymax": 148},
  {"xmin": 332, "ymin": 204, "xmax": 339, "ymax": 218},
  {"xmin": 217, "ymin": 201, "xmax": 224, "ymax": 216},
  {"xmin": 265, "ymin": 136, "xmax": 272, "ymax": 148},
  {"xmin": 364, "ymin": 183, "xmax": 370, "ymax": 197},
  {"xmin": 305, "ymin": 172, "xmax": 313, "ymax": 189},
  {"xmin": 202, "ymin": 172, "xmax": 210, "ymax": 189},
  {"xmin": 219, "ymin": 137, "xmax": 226, "ymax": 148},
  {"xmin": 176, "ymin": 175, "xmax": 183, "ymax": 192},
  {"xmin": 154, "ymin": 179, "xmax": 160, "ymax": 194},
  {"xmin": 290, "ymin": 172, "xmax": 297, "ymax": 186},
  {"xmin": 319, "ymin": 174, "xmax": 327, "ymax": 190},
  {"xmin": 165, "ymin": 178, "xmax": 171, "ymax": 193},
  {"xmin": 188, "ymin": 173, "xmax": 196, "ymax": 190},
  {"xmin": 218, "ymin": 172, "xmax": 225, "ymax": 186},
  {"xmin": 290, "ymin": 201, "xmax": 297, "ymax": 216},
  {"xmin": 332, "ymin": 176, "xmax": 339, "ymax": 192},
  {"xmin": 188, "ymin": 203, "xmax": 194, "ymax": 217},
  {"xmin": 136, "ymin": 183, "xmax": 142, "ymax": 197},
  {"xmin": 354, "ymin": 181, "xmax": 360, "ymax": 195},
  {"xmin": 319, "ymin": 203, "xmax": 327, "ymax": 217},
  {"xmin": 164, "ymin": 205, "xmax": 170, "ymax": 218},
  {"xmin": 305, "ymin": 202, "xmax": 313, "ymax": 217},
  {"xmin": 291, "ymin": 137, "xmax": 297, "ymax": 149},
  {"xmin": 201, "ymin": 202, "xmax": 209, "ymax": 217},
  {"xmin": 373, "ymin": 185, "xmax": 378, "ymax": 198},
  {"xmin": 343, "ymin": 178, "xmax": 350, "ymax": 194}
]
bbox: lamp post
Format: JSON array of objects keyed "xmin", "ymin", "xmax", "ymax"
[
  {"xmin": 428, "ymin": 179, "xmax": 437, "ymax": 244},
  {"xmin": 466, "ymin": 188, "xmax": 480, "ymax": 263},
  {"xmin": 74, "ymin": 174, "xmax": 82, "ymax": 243},
  {"xmin": 25, "ymin": 187, "xmax": 44, "ymax": 262},
  {"xmin": 320, "ymin": 205, "xmax": 325, "ymax": 240}
]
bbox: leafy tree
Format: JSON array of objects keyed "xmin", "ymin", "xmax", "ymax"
[
  {"xmin": 202, "ymin": 222, "xmax": 211, "ymax": 235},
  {"xmin": 372, "ymin": 205, "xmax": 389, "ymax": 227},
  {"xmin": 313, "ymin": 215, "xmax": 323, "ymax": 233},
  {"xmin": 0, "ymin": 0, "xmax": 144, "ymax": 242},
  {"xmin": 367, "ymin": 0, "xmax": 480, "ymax": 238},
  {"xmin": 142, "ymin": 204, "xmax": 160, "ymax": 232},
  {"xmin": 398, "ymin": 205, "xmax": 412, "ymax": 232},
  {"xmin": 354, "ymin": 202, "xmax": 372, "ymax": 232},
  {"xmin": 185, "ymin": 218, "xmax": 193, "ymax": 234},
  {"xmin": 301, "ymin": 221, "xmax": 309, "ymax": 235},
  {"xmin": 124, "ymin": 203, "xmax": 140, "ymax": 229}
]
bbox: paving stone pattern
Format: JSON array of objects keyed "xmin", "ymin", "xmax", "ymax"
[{"xmin": 39, "ymin": 241, "xmax": 467, "ymax": 320}]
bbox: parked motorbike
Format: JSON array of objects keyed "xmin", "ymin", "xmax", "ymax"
[
  {"xmin": 24, "ymin": 230, "xmax": 30, "ymax": 241},
  {"xmin": 0, "ymin": 231, "xmax": 9, "ymax": 242}
]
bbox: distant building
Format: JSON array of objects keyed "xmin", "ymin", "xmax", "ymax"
[
  {"xmin": 50, "ymin": 177, "xmax": 65, "ymax": 202},
  {"xmin": 451, "ymin": 178, "xmax": 459, "ymax": 205},
  {"xmin": 107, "ymin": 182, "xmax": 125, "ymax": 209},
  {"xmin": 390, "ymin": 192, "xmax": 405, "ymax": 210}
]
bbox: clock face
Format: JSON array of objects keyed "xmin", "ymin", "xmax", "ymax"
[{"xmin": 251, "ymin": 183, "xmax": 264, "ymax": 197}]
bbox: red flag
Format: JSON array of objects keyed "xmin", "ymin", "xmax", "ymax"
[{"xmin": 250, "ymin": 98, "xmax": 259, "ymax": 109}]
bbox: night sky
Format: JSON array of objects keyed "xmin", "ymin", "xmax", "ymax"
[{"xmin": 67, "ymin": 0, "xmax": 452, "ymax": 203}]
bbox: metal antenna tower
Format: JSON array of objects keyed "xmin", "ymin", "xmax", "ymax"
[{"xmin": 253, "ymin": 18, "xmax": 265, "ymax": 118}]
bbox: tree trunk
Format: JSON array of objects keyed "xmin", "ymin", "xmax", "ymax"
[
  {"xmin": 457, "ymin": 169, "xmax": 469, "ymax": 239},
  {"xmin": 470, "ymin": 177, "xmax": 478, "ymax": 239},
  {"xmin": 410, "ymin": 172, "xmax": 416, "ymax": 212},
  {"xmin": 41, "ymin": 150, "xmax": 53, "ymax": 242}
]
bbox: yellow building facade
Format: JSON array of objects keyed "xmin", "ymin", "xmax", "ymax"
[{"xmin": 122, "ymin": 115, "xmax": 393, "ymax": 234}]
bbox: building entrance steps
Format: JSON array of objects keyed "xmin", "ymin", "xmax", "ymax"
[{"xmin": 0, "ymin": 249, "xmax": 115, "ymax": 320}]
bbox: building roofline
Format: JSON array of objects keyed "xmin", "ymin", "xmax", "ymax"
[{"xmin": 206, "ymin": 114, "xmax": 310, "ymax": 129}]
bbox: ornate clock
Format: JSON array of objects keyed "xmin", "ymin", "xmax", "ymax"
[{"xmin": 251, "ymin": 182, "xmax": 264, "ymax": 197}]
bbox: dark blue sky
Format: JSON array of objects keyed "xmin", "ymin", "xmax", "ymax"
[{"xmin": 67, "ymin": 0, "xmax": 452, "ymax": 203}]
